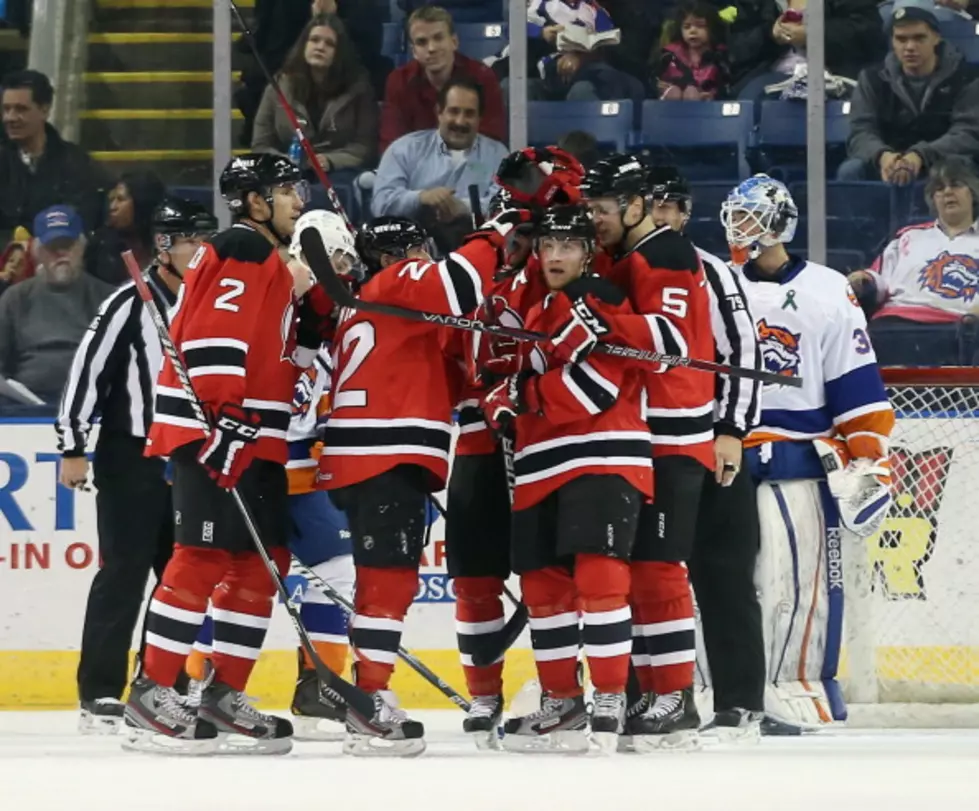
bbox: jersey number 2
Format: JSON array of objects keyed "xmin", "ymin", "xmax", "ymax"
[
  {"xmin": 334, "ymin": 322, "xmax": 376, "ymax": 409},
  {"xmin": 214, "ymin": 278, "xmax": 245, "ymax": 312}
]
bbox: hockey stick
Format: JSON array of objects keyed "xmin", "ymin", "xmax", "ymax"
[
  {"xmin": 121, "ymin": 251, "xmax": 374, "ymax": 718},
  {"xmin": 227, "ymin": 0, "xmax": 355, "ymax": 233},
  {"xmin": 290, "ymin": 557, "xmax": 471, "ymax": 713},
  {"xmin": 299, "ymin": 228, "xmax": 801, "ymax": 388}
]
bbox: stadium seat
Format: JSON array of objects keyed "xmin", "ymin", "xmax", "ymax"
[
  {"xmin": 790, "ymin": 181, "xmax": 894, "ymax": 257},
  {"xmin": 634, "ymin": 101, "xmax": 754, "ymax": 180},
  {"xmin": 751, "ymin": 100, "xmax": 851, "ymax": 180},
  {"xmin": 456, "ymin": 22, "xmax": 507, "ymax": 62},
  {"xmin": 684, "ymin": 181, "xmax": 735, "ymax": 256},
  {"xmin": 945, "ymin": 34, "xmax": 979, "ymax": 64},
  {"xmin": 940, "ymin": 19, "xmax": 979, "ymax": 39},
  {"xmin": 796, "ymin": 249, "xmax": 868, "ymax": 272},
  {"xmin": 527, "ymin": 100, "xmax": 634, "ymax": 153},
  {"xmin": 381, "ymin": 22, "xmax": 409, "ymax": 66}
]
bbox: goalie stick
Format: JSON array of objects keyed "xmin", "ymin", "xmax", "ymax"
[
  {"xmin": 121, "ymin": 251, "xmax": 374, "ymax": 719},
  {"xmin": 291, "ymin": 557, "xmax": 471, "ymax": 713},
  {"xmin": 298, "ymin": 228, "xmax": 801, "ymax": 388}
]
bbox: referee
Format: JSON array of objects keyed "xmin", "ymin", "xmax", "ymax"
[
  {"xmin": 648, "ymin": 167, "xmax": 766, "ymax": 739},
  {"xmin": 55, "ymin": 199, "xmax": 217, "ymax": 734}
]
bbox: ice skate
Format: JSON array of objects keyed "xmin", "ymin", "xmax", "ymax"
[
  {"xmin": 589, "ymin": 691, "xmax": 626, "ymax": 753},
  {"xmin": 501, "ymin": 693, "xmax": 589, "ymax": 754},
  {"xmin": 122, "ymin": 677, "xmax": 218, "ymax": 755},
  {"xmin": 291, "ymin": 668, "xmax": 347, "ymax": 742},
  {"xmin": 344, "ymin": 690, "xmax": 426, "ymax": 757},
  {"xmin": 462, "ymin": 694, "xmax": 503, "ymax": 751},
  {"xmin": 630, "ymin": 687, "xmax": 702, "ymax": 752},
  {"xmin": 79, "ymin": 698, "xmax": 124, "ymax": 735},
  {"xmin": 711, "ymin": 708, "xmax": 763, "ymax": 744},
  {"xmin": 198, "ymin": 680, "xmax": 294, "ymax": 755},
  {"xmin": 617, "ymin": 689, "xmax": 650, "ymax": 752}
]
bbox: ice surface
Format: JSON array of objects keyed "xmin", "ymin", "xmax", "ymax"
[{"xmin": 2, "ymin": 711, "xmax": 979, "ymax": 811}]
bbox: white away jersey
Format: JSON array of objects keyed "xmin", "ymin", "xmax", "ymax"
[
  {"xmin": 741, "ymin": 257, "xmax": 893, "ymax": 459},
  {"xmin": 871, "ymin": 219, "xmax": 979, "ymax": 323},
  {"xmin": 287, "ymin": 345, "xmax": 332, "ymax": 495}
]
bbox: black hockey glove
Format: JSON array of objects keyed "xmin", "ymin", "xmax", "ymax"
[{"xmin": 197, "ymin": 403, "xmax": 261, "ymax": 490}]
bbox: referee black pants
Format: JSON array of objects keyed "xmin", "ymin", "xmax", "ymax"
[
  {"xmin": 688, "ymin": 466, "xmax": 766, "ymax": 713},
  {"xmin": 76, "ymin": 432, "xmax": 174, "ymax": 702}
]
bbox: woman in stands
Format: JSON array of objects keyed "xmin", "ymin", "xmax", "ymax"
[{"xmin": 252, "ymin": 12, "xmax": 378, "ymax": 180}]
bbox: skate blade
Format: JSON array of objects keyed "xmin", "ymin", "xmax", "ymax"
[
  {"xmin": 292, "ymin": 716, "xmax": 347, "ymax": 742},
  {"xmin": 500, "ymin": 729, "xmax": 590, "ymax": 754},
  {"xmin": 715, "ymin": 724, "xmax": 761, "ymax": 745},
  {"xmin": 467, "ymin": 728, "xmax": 502, "ymax": 751},
  {"xmin": 342, "ymin": 734, "xmax": 426, "ymax": 758},
  {"xmin": 121, "ymin": 726, "xmax": 218, "ymax": 756},
  {"xmin": 79, "ymin": 713, "xmax": 122, "ymax": 736},
  {"xmin": 632, "ymin": 729, "xmax": 702, "ymax": 753},
  {"xmin": 214, "ymin": 731, "xmax": 293, "ymax": 756},
  {"xmin": 616, "ymin": 734, "xmax": 636, "ymax": 754},
  {"xmin": 590, "ymin": 731, "xmax": 619, "ymax": 755}
]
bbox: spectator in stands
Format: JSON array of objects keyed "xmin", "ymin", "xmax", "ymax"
[
  {"xmin": 252, "ymin": 13, "xmax": 378, "ymax": 179},
  {"xmin": 600, "ymin": 0, "xmax": 668, "ymax": 90},
  {"xmin": 718, "ymin": 0, "xmax": 884, "ymax": 98},
  {"xmin": 557, "ymin": 129, "xmax": 601, "ymax": 168},
  {"xmin": 0, "ymin": 206, "xmax": 114, "ymax": 403},
  {"xmin": 839, "ymin": 6, "xmax": 979, "ymax": 183},
  {"xmin": 85, "ymin": 172, "xmax": 166, "ymax": 287},
  {"xmin": 848, "ymin": 158, "xmax": 979, "ymax": 365},
  {"xmin": 379, "ymin": 5, "xmax": 506, "ymax": 155},
  {"xmin": 654, "ymin": 1, "xmax": 730, "ymax": 100},
  {"xmin": 0, "ymin": 70, "xmax": 106, "ymax": 244},
  {"xmin": 372, "ymin": 77, "xmax": 508, "ymax": 253},
  {"xmin": 0, "ymin": 226, "xmax": 34, "ymax": 300},
  {"xmin": 527, "ymin": 0, "xmax": 645, "ymax": 106}
]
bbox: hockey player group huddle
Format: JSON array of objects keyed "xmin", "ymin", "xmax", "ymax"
[{"xmin": 119, "ymin": 145, "xmax": 897, "ymax": 758}]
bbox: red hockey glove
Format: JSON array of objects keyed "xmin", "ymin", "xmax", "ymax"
[
  {"xmin": 197, "ymin": 403, "xmax": 261, "ymax": 490},
  {"xmin": 544, "ymin": 296, "xmax": 610, "ymax": 365},
  {"xmin": 473, "ymin": 296, "xmax": 525, "ymax": 385},
  {"xmin": 466, "ymin": 206, "xmax": 537, "ymax": 250},
  {"xmin": 480, "ymin": 371, "xmax": 541, "ymax": 436}
]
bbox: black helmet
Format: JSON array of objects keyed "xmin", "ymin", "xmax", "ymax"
[
  {"xmin": 355, "ymin": 217, "xmax": 432, "ymax": 274},
  {"xmin": 152, "ymin": 198, "xmax": 218, "ymax": 249},
  {"xmin": 219, "ymin": 153, "xmax": 302, "ymax": 214},
  {"xmin": 580, "ymin": 153, "xmax": 649, "ymax": 202},
  {"xmin": 648, "ymin": 165, "xmax": 691, "ymax": 210},
  {"xmin": 537, "ymin": 204, "xmax": 596, "ymax": 244}
]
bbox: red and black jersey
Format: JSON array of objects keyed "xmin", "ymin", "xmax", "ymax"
[
  {"xmin": 319, "ymin": 239, "xmax": 502, "ymax": 492},
  {"xmin": 452, "ymin": 255, "xmax": 550, "ymax": 457},
  {"xmin": 147, "ymin": 223, "xmax": 303, "ymax": 464},
  {"xmin": 510, "ymin": 276, "xmax": 652, "ymax": 511},
  {"xmin": 601, "ymin": 227, "xmax": 716, "ymax": 471}
]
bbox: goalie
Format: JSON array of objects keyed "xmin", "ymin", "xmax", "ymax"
[{"xmin": 719, "ymin": 176, "xmax": 895, "ymax": 726}]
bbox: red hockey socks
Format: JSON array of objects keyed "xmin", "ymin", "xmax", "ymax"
[
  {"xmin": 209, "ymin": 547, "xmax": 288, "ymax": 691},
  {"xmin": 454, "ymin": 576, "xmax": 506, "ymax": 697},
  {"xmin": 521, "ymin": 566, "xmax": 581, "ymax": 698},
  {"xmin": 350, "ymin": 566, "xmax": 417, "ymax": 693},
  {"xmin": 575, "ymin": 554, "xmax": 632, "ymax": 694},
  {"xmin": 629, "ymin": 560, "xmax": 696, "ymax": 694}
]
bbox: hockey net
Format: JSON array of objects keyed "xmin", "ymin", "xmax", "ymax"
[{"xmin": 844, "ymin": 367, "xmax": 979, "ymax": 727}]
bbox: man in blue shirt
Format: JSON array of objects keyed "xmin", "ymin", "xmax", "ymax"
[{"xmin": 372, "ymin": 76, "xmax": 509, "ymax": 252}]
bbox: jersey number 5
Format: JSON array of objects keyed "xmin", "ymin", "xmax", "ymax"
[
  {"xmin": 662, "ymin": 287, "xmax": 689, "ymax": 319},
  {"xmin": 334, "ymin": 322, "xmax": 376, "ymax": 408}
]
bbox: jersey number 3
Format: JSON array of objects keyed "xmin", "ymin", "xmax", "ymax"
[{"xmin": 334, "ymin": 322, "xmax": 376, "ymax": 408}]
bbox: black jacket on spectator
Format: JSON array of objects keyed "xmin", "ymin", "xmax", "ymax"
[
  {"xmin": 847, "ymin": 44, "xmax": 979, "ymax": 170},
  {"xmin": 712, "ymin": 0, "xmax": 885, "ymax": 89},
  {"xmin": 599, "ymin": 0, "xmax": 666, "ymax": 91},
  {"xmin": 0, "ymin": 123, "xmax": 106, "ymax": 242}
]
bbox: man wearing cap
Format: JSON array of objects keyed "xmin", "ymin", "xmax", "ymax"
[
  {"xmin": 0, "ymin": 204, "xmax": 113, "ymax": 404},
  {"xmin": 839, "ymin": 4, "xmax": 979, "ymax": 183}
]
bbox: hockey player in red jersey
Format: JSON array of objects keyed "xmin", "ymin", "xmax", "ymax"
[
  {"xmin": 478, "ymin": 204, "xmax": 650, "ymax": 753},
  {"xmin": 315, "ymin": 205, "xmax": 532, "ymax": 757},
  {"xmin": 123, "ymin": 154, "xmax": 314, "ymax": 755},
  {"xmin": 578, "ymin": 154, "xmax": 713, "ymax": 750}
]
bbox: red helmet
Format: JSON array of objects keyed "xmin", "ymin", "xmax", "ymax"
[{"xmin": 494, "ymin": 146, "xmax": 585, "ymax": 208}]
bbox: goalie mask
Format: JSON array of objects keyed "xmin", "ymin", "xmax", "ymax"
[{"xmin": 720, "ymin": 174, "xmax": 798, "ymax": 265}]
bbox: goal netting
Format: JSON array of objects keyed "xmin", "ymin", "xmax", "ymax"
[{"xmin": 844, "ymin": 367, "xmax": 979, "ymax": 727}]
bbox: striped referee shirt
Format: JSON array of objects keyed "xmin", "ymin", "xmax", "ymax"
[
  {"xmin": 55, "ymin": 267, "xmax": 176, "ymax": 456},
  {"xmin": 697, "ymin": 247, "xmax": 762, "ymax": 439}
]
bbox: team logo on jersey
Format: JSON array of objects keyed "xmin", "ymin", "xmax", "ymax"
[
  {"xmin": 918, "ymin": 251, "xmax": 979, "ymax": 302},
  {"xmin": 279, "ymin": 300, "xmax": 297, "ymax": 362},
  {"xmin": 292, "ymin": 365, "xmax": 318, "ymax": 416},
  {"xmin": 846, "ymin": 284, "xmax": 860, "ymax": 308},
  {"xmin": 757, "ymin": 319, "xmax": 802, "ymax": 378}
]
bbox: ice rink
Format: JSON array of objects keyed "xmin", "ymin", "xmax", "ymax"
[{"xmin": 2, "ymin": 711, "xmax": 979, "ymax": 811}]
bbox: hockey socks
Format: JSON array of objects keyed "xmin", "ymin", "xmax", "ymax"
[
  {"xmin": 455, "ymin": 576, "xmax": 506, "ymax": 697},
  {"xmin": 629, "ymin": 560, "xmax": 696, "ymax": 694},
  {"xmin": 299, "ymin": 555, "xmax": 354, "ymax": 676},
  {"xmin": 349, "ymin": 566, "xmax": 417, "ymax": 693}
]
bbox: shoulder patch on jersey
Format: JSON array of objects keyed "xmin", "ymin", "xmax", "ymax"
[
  {"xmin": 561, "ymin": 274, "xmax": 627, "ymax": 306},
  {"xmin": 637, "ymin": 229, "xmax": 700, "ymax": 273},
  {"xmin": 210, "ymin": 225, "xmax": 276, "ymax": 264}
]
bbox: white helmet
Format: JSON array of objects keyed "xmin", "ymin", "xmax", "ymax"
[
  {"xmin": 719, "ymin": 174, "xmax": 798, "ymax": 262},
  {"xmin": 289, "ymin": 209, "xmax": 363, "ymax": 278}
]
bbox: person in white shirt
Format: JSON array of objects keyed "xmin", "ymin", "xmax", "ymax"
[{"xmin": 849, "ymin": 158, "xmax": 979, "ymax": 365}]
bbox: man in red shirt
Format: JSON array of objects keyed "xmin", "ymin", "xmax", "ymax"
[{"xmin": 379, "ymin": 5, "xmax": 506, "ymax": 154}]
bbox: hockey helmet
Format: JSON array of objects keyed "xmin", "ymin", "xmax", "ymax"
[
  {"xmin": 648, "ymin": 165, "xmax": 691, "ymax": 211},
  {"xmin": 290, "ymin": 209, "xmax": 363, "ymax": 280},
  {"xmin": 219, "ymin": 153, "xmax": 307, "ymax": 215},
  {"xmin": 494, "ymin": 146, "xmax": 584, "ymax": 208},
  {"xmin": 152, "ymin": 198, "xmax": 218, "ymax": 250},
  {"xmin": 356, "ymin": 217, "xmax": 434, "ymax": 275},
  {"xmin": 720, "ymin": 174, "xmax": 798, "ymax": 263},
  {"xmin": 580, "ymin": 153, "xmax": 649, "ymax": 203},
  {"xmin": 535, "ymin": 204, "xmax": 597, "ymax": 259}
]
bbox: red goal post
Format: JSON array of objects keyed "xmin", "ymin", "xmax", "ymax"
[{"xmin": 844, "ymin": 367, "xmax": 979, "ymax": 727}]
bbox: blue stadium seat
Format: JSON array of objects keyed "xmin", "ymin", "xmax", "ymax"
[
  {"xmin": 684, "ymin": 181, "xmax": 734, "ymax": 254},
  {"xmin": 945, "ymin": 34, "xmax": 979, "ymax": 64},
  {"xmin": 634, "ymin": 101, "xmax": 754, "ymax": 180},
  {"xmin": 528, "ymin": 100, "xmax": 634, "ymax": 152},
  {"xmin": 456, "ymin": 22, "xmax": 507, "ymax": 62},
  {"xmin": 940, "ymin": 19, "xmax": 979, "ymax": 39},
  {"xmin": 751, "ymin": 100, "xmax": 851, "ymax": 180},
  {"xmin": 796, "ymin": 249, "xmax": 868, "ymax": 272},
  {"xmin": 790, "ymin": 181, "xmax": 894, "ymax": 257}
]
